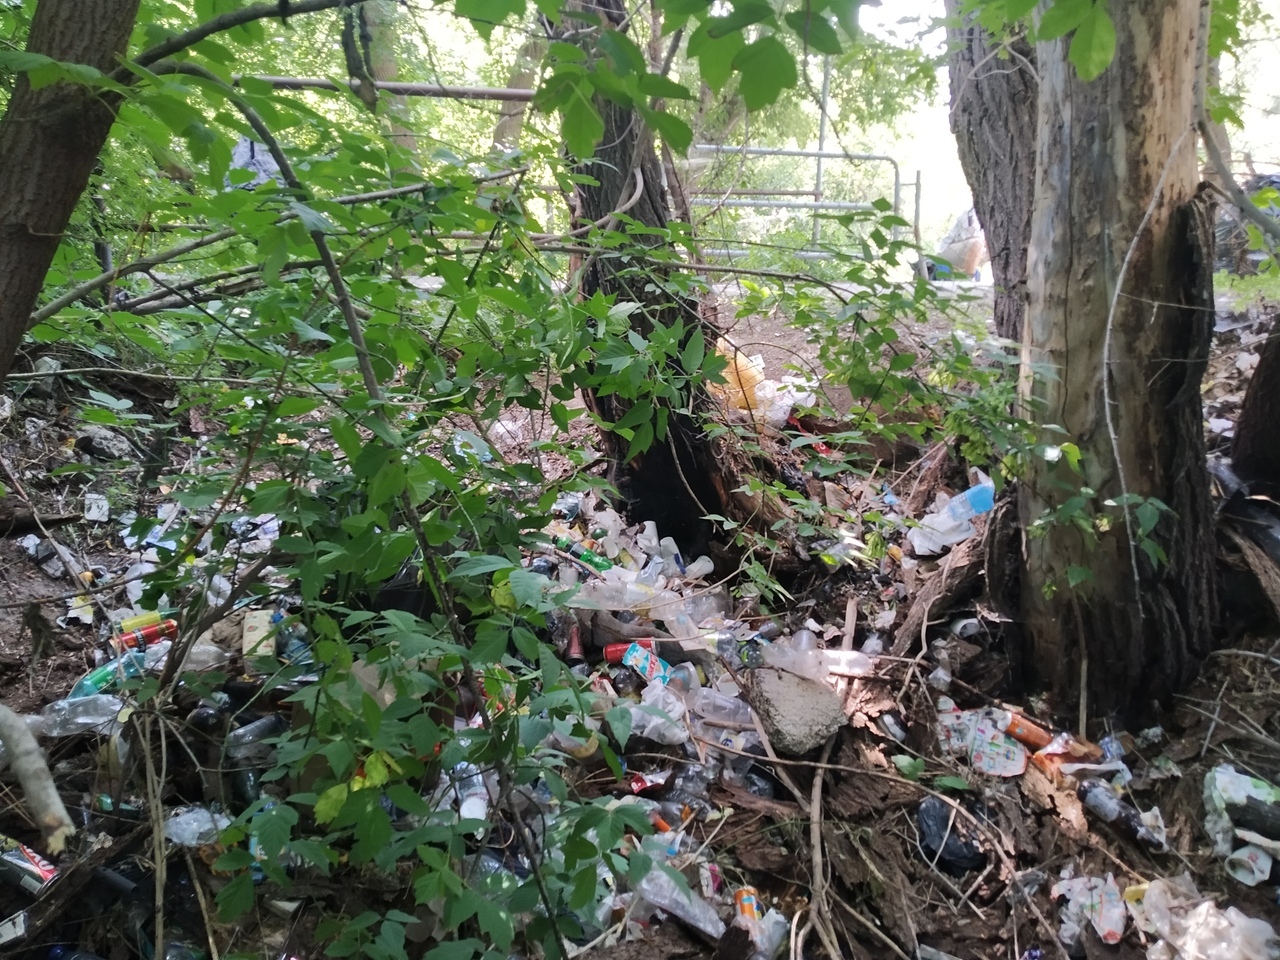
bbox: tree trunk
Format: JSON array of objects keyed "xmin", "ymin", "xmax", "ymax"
[
  {"xmin": 941, "ymin": 0, "xmax": 1035, "ymax": 342},
  {"xmin": 568, "ymin": 0, "xmax": 736, "ymax": 545},
  {"xmin": 1018, "ymin": 0, "xmax": 1217, "ymax": 722},
  {"xmin": 360, "ymin": 0, "xmax": 418, "ymax": 163},
  {"xmin": 492, "ymin": 35, "xmax": 545, "ymax": 151},
  {"xmin": 0, "ymin": 0, "xmax": 142, "ymax": 385},
  {"xmin": 1232, "ymin": 317, "xmax": 1280, "ymax": 488}
]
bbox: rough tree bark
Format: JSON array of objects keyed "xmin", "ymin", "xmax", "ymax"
[
  {"xmin": 942, "ymin": 0, "xmax": 1036, "ymax": 342},
  {"xmin": 568, "ymin": 0, "xmax": 744, "ymax": 544},
  {"xmin": 0, "ymin": 0, "xmax": 143, "ymax": 385},
  {"xmin": 1019, "ymin": 0, "xmax": 1217, "ymax": 720},
  {"xmin": 1232, "ymin": 317, "xmax": 1280, "ymax": 488}
]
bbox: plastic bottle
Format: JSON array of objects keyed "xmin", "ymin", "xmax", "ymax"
[
  {"xmin": 635, "ymin": 869, "xmax": 726, "ymax": 940},
  {"xmin": 554, "ymin": 536, "xmax": 613, "ymax": 572},
  {"xmin": 40, "ymin": 695, "xmax": 124, "ymax": 736},
  {"xmin": 690, "ymin": 688, "xmax": 754, "ymax": 726},
  {"xmin": 791, "ymin": 629, "xmax": 820, "ymax": 651},
  {"xmin": 225, "ymin": 714, "xmax": 288, "ymax": 756},
  {"xmin": 49, "ymin": 949, "xmax": 108, "ymax": 960},
  {"xmin": 158, "ymin": 942, "xmax": 204, "ymax": 960},
  {"xmin": 454, "ymin": 763, "xmax": 490, "ymax": 824},
  {"xmin": 752, "ymin": 909, "xmax": 790, "ymax": 960},
  {"xmin": 67, "ymin": 641, "xmax": 171, "ymax": 699},
  {"xmin": 1076, "ymin": 780, "xmax": 1166, "ymax": 851}
]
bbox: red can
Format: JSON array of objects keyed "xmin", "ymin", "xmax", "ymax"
[
  {"xmin": 111, "ymin": 618, "xmax": 179, "ymax": 653},
  {"xmin": 603, "ymin": 639, "xmax": 655, "ymax": 663}
]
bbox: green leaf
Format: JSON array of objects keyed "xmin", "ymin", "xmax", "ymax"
[
  {"xmin": 455, "ymin": 0, "xmax": 525, "ymax": 38},
  {"xmin": 288, "ymin": 201, "xmax": 335, "ymax": 234},
  {"xmin": 367, "ymin": 460, "xmax": 407, "ymax": 507},
  {"xmin": 314, "ymin": 783, "xmax": 349, "ymax": 824},
  {"xmin": 641, "ymin": 107, "xmax": 693, "ymax": 154},
  {"xmin": 783, "ymin": 10, "xmax": 843, "ymax": 55},
  {"xmin": 891, "ymin": 754, "xmax": 925, "ymax": 781},
  {"xmin": 1135, "ymin": 500, "xmax": 1160, "ymax": 537},
  {"xmin": 680, "ymin": 326, "xmax": 706, "ymax": 374},
  {"xmin": 424, "ymin": 939, "xmax": 485, "ymax": 960},
  {"xmin": 888, "ymin": 351, "xmax": 917, "ymax": 372},
  {"xmin": 598, "ymin": 29, "xmax": 647, "ymax": 76},
  {"xmin": 291, "ymin": 318, "xmax": 334, "ymax": 343},
  {"xmin": 449, "ymin": 554, "xmax": 517, "ymax": 578},
  {"xmin": 1068, "ymin": 3, "xmax": 1116, "ymax": 81},
  {"xmin": 563, "ymin": 83, "xmax": 605, "ymax": 158},
  {"xmin": 87, "ymin": 389, "xmax": 133, "ymax": 411},
  {"xmin": 1066, "ymin": 564, "xmax": 1094, "ymax": 588},
  {"xmin": 1037, "ymin": 0, "xmax": 1091, "ymax": 40},
  {"xmin": 934, "ymin": 775, "xmax": 970, "ymax": 792},
  {"xmin": 0, "ymin": 50, "xmax": 54, "ymax": 73},
  {"xmin": 475, "ymin": 898, "xmax": 515, "ymax": 950},
  {"xmin": 637, "ymin": 73, "xmax": 693, "ymax": 101},
  {"xmin": 687, "ymin": 25, "xmax": 745, "ymax": 92},
  {"xmin": 705, "ymin": 0, "xmax": 775, "ymax": 37},
  {"xmin": 215, "ymin": 872, "xmax": 255, "ymax": 921},
  {"xmin": 733, "ymin": 36, "xmax": 797, "ymax": 110},
  {"xmin": 1006, "ymin": 0, "xmax": 1039, "ymax": 19},
  {"xmin": 605, "ymin": 704, "xmax": 633, "ymax": 750}
]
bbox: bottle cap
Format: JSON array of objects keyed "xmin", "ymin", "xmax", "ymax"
[{"xmin": 458, "ymin": 797, "xmax": 488, "ymax": 822}]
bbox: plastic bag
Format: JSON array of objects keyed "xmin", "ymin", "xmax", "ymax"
[
  {"xmin": 1129, "ymin": 874, "xmax": 1277, "ymax": 960},
  {"xmin": 1051, "ymin": 873, "xmax": 1125, "ymax": 948}
]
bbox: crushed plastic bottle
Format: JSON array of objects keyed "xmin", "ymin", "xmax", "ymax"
[
  {"xmin": 40, "ymin": 695, "xmax": 124, "ymax": 736},
  {"xmin": 1076, "ymin": 780, "xmax": 1167, "ymax": 851},
  {"xmin": 635, "ymin": 868, "xmax": 726, "ymax": 940},
  {"xmin": 164, "ymin": 806, "xmax": 231, "ymax": 846}
]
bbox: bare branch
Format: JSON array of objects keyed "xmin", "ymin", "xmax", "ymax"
[
  {"xmin": 1199, "ymin": 118, "xmax": 1280, "ymax": 247},
  {"xmin": 27, "ymin": 228, "xmax": 237, "ymax": 329}
]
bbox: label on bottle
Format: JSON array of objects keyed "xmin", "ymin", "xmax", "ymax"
[{"xmin": 0, "ymin": 834, "xmax": 58, "ymax": 896}]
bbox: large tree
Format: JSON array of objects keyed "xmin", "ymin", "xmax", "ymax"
[
  {"xmin": 0, "ymin": 0, "xmax": 142, "ymax": 385},
  {"xmin": 941, "ymin": 0, "xmax": 1036, "ymax": 342},
  {"xmin": 1018, "ymin": 0, "xmax": 1216, "ymax": 719}
]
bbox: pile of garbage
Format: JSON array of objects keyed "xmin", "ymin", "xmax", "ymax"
[{"xmin": 2, "ymin": 475, "xmax": 1280, "ymax": 960}]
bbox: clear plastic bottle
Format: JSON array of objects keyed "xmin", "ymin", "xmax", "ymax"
[
  {"xmin": 40, "ymin": 695, "xmax": 124, "ymax": 736},
  {"xmin": 690, "ymin": 688, "xmax": 754, "ymax": 726},
  {"xmin": 635, "ymin": 869, "xmax": 725, "ymax": 940},
  {"xmin": 49, "ymin": 949, "xmax": 108, "ymax": 960},
  {"xmin": 453, "ymin": 763, "xmax": 491, "ymax": 825}
]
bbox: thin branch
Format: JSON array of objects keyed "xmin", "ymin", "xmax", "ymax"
[
  {"xmin": 28, "ymin": 229, "xmax": 238, "ymax": 328},
  {"xmin": 234, "ymin": 75, "xmax": 535, "ymax": 101},
  {"xmin": 1200, "ymin": 121, "xmax": 1280, "ymax": 247},
  {"xmin": 129, "ymin": 0, "xmax": 370, "ymax": 72},
  {"xmin": 128, "ymin": 61, "xmax": 387, "ymax": 400}
]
